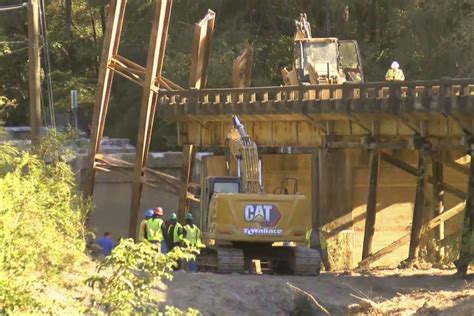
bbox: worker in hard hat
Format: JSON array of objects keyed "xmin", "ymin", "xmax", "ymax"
[
  {"xmin": 166, "ymin": 212, "xmax": 183, "ymax": 251},
  {"xmin": 182, "ymin": 212, "xmax": 204, "ymax": 272},
  {"xmin": 385, "ymin": 61, "xmax": 405, "ymax": 81},
  {"xmin": 306, "ymin": 227, "xmax": 331, "ymax": 271},
  {"xmin": 138, "ymin": 209, "xmax": 154, "ymax": 242},
  {"xmin": 146, "ymin": 207, "xmax": 169, "ymax": 253}
]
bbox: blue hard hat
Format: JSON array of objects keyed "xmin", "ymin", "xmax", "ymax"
[{"xmin": 144, "ymin": 209, "xmax": 154, "ymax": 218}]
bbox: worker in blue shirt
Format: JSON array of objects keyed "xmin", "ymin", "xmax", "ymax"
[{"xmin": 96, "ymin": 232, "xmax": 115, "ymax": 256}]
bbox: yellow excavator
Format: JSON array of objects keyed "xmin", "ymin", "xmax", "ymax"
[
  {"xmin": 197, "ymin": 115, "xmax": 321, "ymax": 275},
  {"xmin": 282, "ymin": 13, "xmax": 364, "ymax": 85}
]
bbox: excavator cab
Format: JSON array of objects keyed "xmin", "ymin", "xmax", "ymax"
[{"xmin": 200, "ymin": 176, "xmax": 240, "ymax": 232}]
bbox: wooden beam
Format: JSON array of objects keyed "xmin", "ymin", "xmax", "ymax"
[
  {"xmin": 27, "ymin": 0, "xmax": 41, "ymax": 143},
  {"xmin": 232, "ymin": 47, "xmax": 253, "ymax": 88},
  {"xmin": 359, "ymin": 202, "xmax": 465, "ymax": 268},
  {"xmin": 408, "ymin": 148, "xmax": 426, "ymax": 262},
  {"xmin": 302, "ymin": 114, "xmax": 327, "ymax": 133},
  {"xmin": 178, "ymin": 144, "xmax": 196, "ymax": 223},
  {"xmin": 84, "ymin": 0, "xmax": 127, "ymax": 197},
  {"xmin": 431, "ymin": 153, "xmax": 469, "ymax": 176},
  {"xmin": 362, "ymin": 150, "xmax": 380, "ymax": 259},
  {"xmin": 432, "ymin": 159, "xmax": 445, "ymax": 245},
  {"xmin": 380, "ymin": 152, "xmax": 467, "ymax": 200},
  {"xmin": 311, "ymin": 150, "xmax": 320, "ymax": 228},
  {"xmin": 129, "ymin": 0, "xmax": 172, "ymax": 239},
  {"xmin": 109, "ymin": 55, "xmax": 183, "ymax": 90},
  {"xmin": 189, "ymin": 10, "xmax": 215, "ymax": 89},
  {"xmin": 456, "ymin": 146, "xmax": 474, "ymax": 274},
  {"xmin": 94, "ymin": 153, "xmax": 181, "ymax": 189}
]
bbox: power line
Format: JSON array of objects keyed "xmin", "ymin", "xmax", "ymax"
[{"xmin": 0, "ymin": 3, "xmax": 27, "ymax": 13}]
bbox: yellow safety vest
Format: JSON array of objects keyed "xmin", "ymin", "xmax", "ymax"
[
  {"xmin": 168, "ymin": 222, "xmax": 183, "ymax": 243},
  {"xmin": 184, "ymin": 224, "xmax": 202, "ymax": 246},
  {"xmin": 385, "ymin": 68, "xmax": 405, "ymax": 81},
  {"xmin": 138, "ymin": 219, "xmax": 147, "ymax": 242},
  {"xmin": 146, "ymin": 218, "xmax": 164, "ymax": 242},
  {"xmin": 305, "ymin": 228, "xmax": 327, "ymax": 250}
]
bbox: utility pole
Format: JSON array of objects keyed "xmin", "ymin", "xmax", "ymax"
[{"xmin": 28, "ymin": 0, "xmax": 42, "ymax": 143}]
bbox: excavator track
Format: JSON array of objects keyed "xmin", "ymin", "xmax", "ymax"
[
  {"xmin": 197, "ymin": 246, "xmax": 245, "ymax": 273},
  {"xmin": 290, "ymin": 246, "xmax": 321, "ymax": 276}
]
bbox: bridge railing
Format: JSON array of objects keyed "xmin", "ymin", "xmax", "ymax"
[{"xmin": 157, "ymin": 79, "xmax": 474, "ymax": 111}]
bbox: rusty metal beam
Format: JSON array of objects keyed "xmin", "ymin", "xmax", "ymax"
[
  {"xmin": 84, "ymin": 0, "xmax": 127, "ymax": 197},
  {"xmin": 129, "ymin": 0, "xmax": 172, "ymax": 239}
]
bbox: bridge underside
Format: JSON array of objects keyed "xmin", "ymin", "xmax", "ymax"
[{"xmin": 156, "ymin": 79, "xmax": 474, "ymax": 269}]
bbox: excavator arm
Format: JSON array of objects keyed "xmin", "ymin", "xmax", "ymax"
[{"xmin": 224, "ymin": 115, "xmax": 262, "ymax": 194}]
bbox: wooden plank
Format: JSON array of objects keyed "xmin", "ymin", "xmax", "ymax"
[
  {"xmin": 456, "ymin": 146, "xmax": 474, "ymax": 274},
  {"xmin": 95, "ymin": 153, "xmax": 181, "ymax": 188},
  {"xmin": 408, "ymin": 148, "xmax": 426, "ymax": 261},
  {"xmin": 178, "ymin": 144, "xmax": 196, "ymax": 223},
  {"xmin": 232, "ymin": 47, "xmax": 253, "ymax": 88},
  {"xmin": 359, "ymin": 234, "xmax": 410, "ymax": 268},
  {"xmin": 129, "ymin": 0, "xmax": 172, "ymax": 239},
  {"xmin": 311, "ymin": 150, "xmax": 320, "ymax": 228},
  {"xmin": 27, "ymin": 0, "xmax": 41, "ymax": 143},
  {"xmin": 362, "ymin": 150, "xmax": 380, "ymax": 259},
  {"xmin": 189, "ymin": 10, "xmax": 215, "ymax": 89},
  {"xmin": 432, "ymin": 160, "xmax": 445, "ymax": 243},
  {"xmin": 431, "ymin": 153, "xmax": 469, "ymax": 175},
  {"xmin": 359, "ymin": 202, "xmax": 465, "ymax": 268},
  {"xmin": 84, "ymin": 0, "xmax": 127, "ymax": 196}
]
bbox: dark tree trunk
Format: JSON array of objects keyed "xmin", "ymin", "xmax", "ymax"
[
  {"xmin": 65, "ymin": 0, "xmax": 72, "ymax": 40},
  {"xmin": 100, "ymin": 5, "xmax": 107, "ymax": 35},
  {"xmin": 369, "ymin": 0, "xmax": 377, "ymax": 42},
  {"xmin": 324, "ymin": 0, "xmax": 331, "ymax": 36}
]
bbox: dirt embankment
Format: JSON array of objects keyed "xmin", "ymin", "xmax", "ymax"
[{"xmin": 155, "ymin": 269, "xmax": 474, "ymax": 315}]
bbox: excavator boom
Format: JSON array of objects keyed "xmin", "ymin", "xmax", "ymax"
[{"xmin": 225, "ymin": 115, "xmax": 262, "ymax": 194}]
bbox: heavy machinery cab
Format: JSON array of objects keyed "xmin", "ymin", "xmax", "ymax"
[
  {"xmin": 294, "ymin": 38, "xmax": 364, "ymax": 84},
  {"xmin": 200, "ymin": 176, "xmax": 241, "ymax": 232}
]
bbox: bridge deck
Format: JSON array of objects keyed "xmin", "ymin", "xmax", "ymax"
[{"xmin": 157, "ymin": 79, "xmax": 474, "ymax": 148}]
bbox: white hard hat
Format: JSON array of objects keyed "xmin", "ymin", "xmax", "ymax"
[{"xmin": 391, "ymin": 61, "xmax": 400, "ymax": 69}]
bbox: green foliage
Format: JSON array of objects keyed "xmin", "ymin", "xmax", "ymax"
[
  {"xmin": 87, "ymin": 239, "xmax": 200, "ymax": 315},
  {"xmin": 0, "ymin": 134, "xmax": 89, "ymax": 313},
  {"xmin": 34, "ymin": 128, "xmax": 79, "ymax": 163}
]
